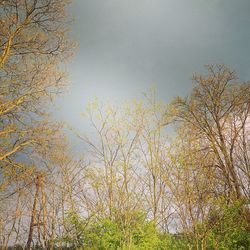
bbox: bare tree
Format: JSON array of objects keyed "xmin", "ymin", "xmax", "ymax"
[
  {"xmin": 0, "ymin": 0, "xmax": 73, "ymax": 171},
  {"xmin": 170, "ymin": 65, "xmax": 250, "ymax": 200}
]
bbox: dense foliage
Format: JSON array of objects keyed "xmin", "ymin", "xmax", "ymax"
[{"xmin": 58, "ymin": 201, "xmax": 250, "ymax": 250}]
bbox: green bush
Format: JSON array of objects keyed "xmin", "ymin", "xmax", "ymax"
[
  {"xmin": 61, "ymin": 201, "xmax": 250, "ymax": 250},
  {"xmin": 62, "ymin": 211, "xmax": 162, "ymax": 249}
]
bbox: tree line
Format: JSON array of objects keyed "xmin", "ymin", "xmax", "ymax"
[{"xmin": 0, "ymin": 1, "xmax": 249, "ymax": 249}]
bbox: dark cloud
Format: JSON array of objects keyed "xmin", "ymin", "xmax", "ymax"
[{"xmin": 54, "ymin": 0, "xmax": 250, "ymax": 131}]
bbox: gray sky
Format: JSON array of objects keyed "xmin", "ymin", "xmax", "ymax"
[{"xmin": 54, "ymin": 0, "xmax": 250, "ymax": 132}]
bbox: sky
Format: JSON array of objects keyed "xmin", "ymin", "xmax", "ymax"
[{"xmin": 53, "ymin": 0, "xmax": 250, "ymax": 133}]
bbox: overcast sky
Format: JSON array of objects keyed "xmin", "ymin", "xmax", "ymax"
[{"xmin": 53, "ymin": 0, "xmax": 250, "ymax": 133}]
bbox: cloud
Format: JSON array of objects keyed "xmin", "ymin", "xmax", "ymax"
[{"xmin": 55, "ymin": 0, "xmax": 250, "ymax": 132}]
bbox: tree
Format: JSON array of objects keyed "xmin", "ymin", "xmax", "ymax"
[
  {"xmin": 78, "ymin": 95, "xmax": 173, "ymax": 232},
  {"xmin": 170, "ymin": 65, "xmax": 250, "ymax": 201},
  {"xmin": 0, "ymin": 0, "xmax": 73, "ymax": 175},
  {"xmin": 165, "ymin": 126, "xmax": 220, "ymax": 249},
  {"xmin": 0, "ymin": 1, "xmax": 73, "ymax": 248}
]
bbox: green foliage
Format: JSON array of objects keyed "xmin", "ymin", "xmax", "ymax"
[
  {"xmin": 174, "ymin": 200, "xmax": 250, "ymax": 250},
  {"xmin": 156, "ymin": 233, "xmax": 190, "ymax": 250},
  {"xmin": 203, "ymin": 200, "xmax": 250, "ymax": 250},
  {"xmin": 62, "ymin": 211, "xmax": 162, "ymax": 250},
  {"xmin": 61, "ymin": 201, "xmax": 250, "ymax": 250}
]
